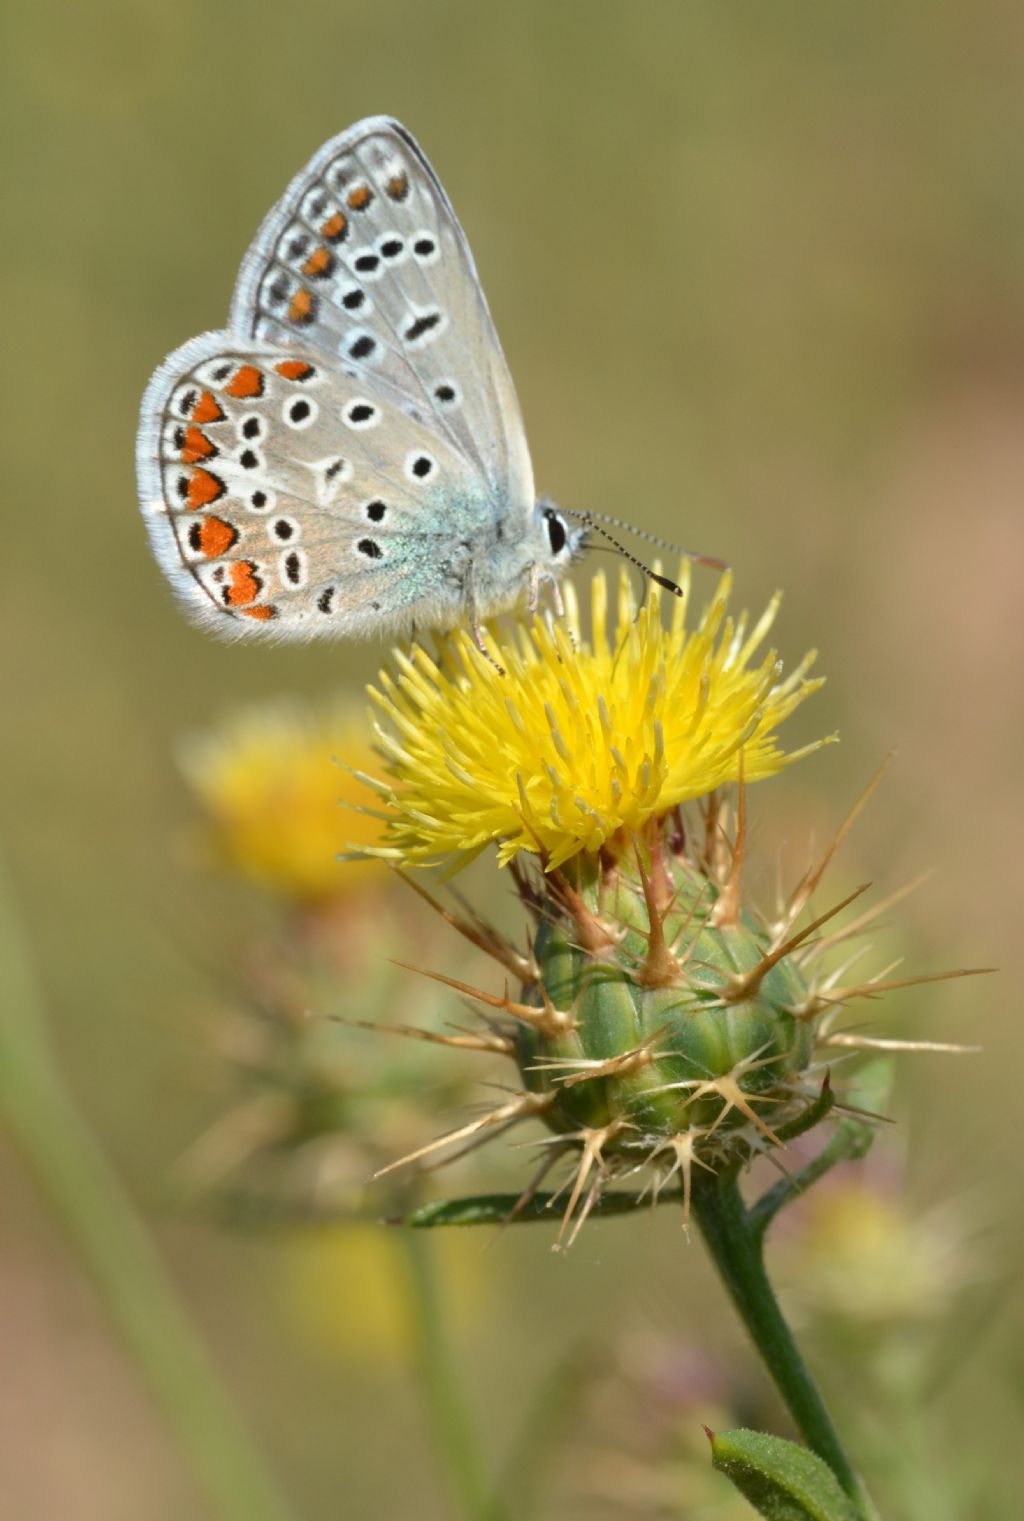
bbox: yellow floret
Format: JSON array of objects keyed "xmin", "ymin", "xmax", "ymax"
[{"xmin": 363, "ymin": 566, "xmax": 830, "ymax": 870}]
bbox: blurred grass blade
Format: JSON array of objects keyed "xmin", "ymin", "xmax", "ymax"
[
  {"xmin": 0, "ymin": 865, "xmax": 298, "ymax": 1521},
  {"xmin": 708, "ymin": 1428, "xmax": 862, "ymax": 1521}
]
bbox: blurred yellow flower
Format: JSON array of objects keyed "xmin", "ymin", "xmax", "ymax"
[
  {"xmin": 778, "ymin": 1173, "xmax": 969, "ymax": 1328},
  {"xmin": 364, "ymin": 566, "xmax": 829, "ymax": 870},
  {"xmin": 181, "ymin": 697, "xmax": 389, "ymax": 903},
  {"xmin": 280, "ymin": 1223, "xmax": 485, "ymax": 1363}
]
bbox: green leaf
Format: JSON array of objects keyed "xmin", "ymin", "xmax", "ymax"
[
  {"xmin": 708, "ymin": 1428, "xmax": 861, "ymax": 1521},
  {"xmin": 397, "ymin": 1189, "xmax": 673, "ymax": 1227}
]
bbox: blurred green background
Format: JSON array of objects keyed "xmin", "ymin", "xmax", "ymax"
[{"xmin": 1, "ymin": 1, "xmax": 1021, "ymax": 1516}]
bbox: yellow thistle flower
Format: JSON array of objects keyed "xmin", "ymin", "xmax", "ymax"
[
  {"xmin": 363, "ymin": 565, "xmax": 829, "ymax": 870},
  {"xmin": 181, "ymin": 697, "xmax": 389, "ymax": 903}
]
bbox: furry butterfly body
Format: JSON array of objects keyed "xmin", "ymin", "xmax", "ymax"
[{"xmin": 136, "ymin": 116, "xmax": 583, "ymax": 641}]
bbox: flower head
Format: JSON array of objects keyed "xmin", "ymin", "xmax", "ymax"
[
  {"xmin": 364, "ymin": 566, "xmax": 828, "ymax": 870},
  {"xmin": 182, "ymin": 696, "xmax": 389, "ymax": 903}
]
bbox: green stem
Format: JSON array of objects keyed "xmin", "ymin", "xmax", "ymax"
[
  {"xmin": 400, "ymin": 1228, "xmax": 510, "ymax": 1521},
  {"xmin": 0, "ymin": 872, "xmax": 297, "ymax": 1521},
  {"xmin": 691, "ymin": 1166, "xmax": 874, "ymax": 1520}
]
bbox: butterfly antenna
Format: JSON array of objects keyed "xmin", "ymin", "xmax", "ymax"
[
  {"xmin": 568, "ymin": 508, "xmax": 727, "ymax": 573},
  {"xmin": 566, "ymin": 512, "xmax": 684, "ymax": 597}
]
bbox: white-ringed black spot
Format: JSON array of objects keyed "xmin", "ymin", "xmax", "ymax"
[
  {"xmin": 348, "ymin": 333, "xmax": 377, "ymax": 361},
  {"xmin": 324, "ymin": 457, "xmax": 350, "ymax": 482},
  {"xmin": 271, "ymin": 517, "xmax": 298, "ymax": 543},
  {"xmin": 241, "ymin": 416, "xmax": 262, "ymax": 440},
  {"xmin": 249, "ymin": 490, "xmax": 271, "ymax": 511},
  {"xmin": 344, "ymin": 400, "xmax": 378, "ymax": 430},
  {"xmin": 357, "ymin": 538, "xmax": 383, "ymax": 560},
  {"xmin": 317, "ymin": 587, "xmax": 335, "ymax": 614},
  {"xmin": 433, "ymin": 381, "xmax": 459, "ymax": 405},
  {"xmin": 406, "ymin": 452, "xmax": 437, "ymax": 482},
  {"xmin": 354, "ymin": 252, "xmax": 380, "ymax": 275},
  {"xmin": 411, "ymin": 231, "xmax": 440, "ymax": 265},
  {"xmin": 283, "ymin": 396, "xmax": 317, "ymax": 430},
  {"xmin": 280, "ymin": 548, "xmax": 307, "ymax": 586},
  {"xmin": 239, "ymin": 448, "xmax": 260, "ymax": 470},
  {"xmin": 403, "ymin": 309, "xmax": 445, "ymax": 347},
  {"xmin": 380, "ymin": 237, "xmax": 404, "ymax": 258},
  {"xmin": 341, "ymin": 286, "xmax": 366, "ymax": 311},
  {"xmin": 364, "ymin": 499, "xmax": 387, "ymax": 522}
]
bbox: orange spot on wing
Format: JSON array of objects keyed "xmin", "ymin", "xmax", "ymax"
[
  {"xmin": 180, "ymin": 425, "xmax": 216, "ymax": 463},
  {"xmin": 224, "ymin": 365, "xmax": 264, "ymax": 399},
  {"xmin": 386, "ymin": 173, "xmax": 409, "ymax": 200},
  {"xmin": 225, "ymin": 561, "xmax": 262, "ymax": 607},
  {"xmin": 301, "ymin": 246, "xmax": 334, "ymax": 278},
  {"xmin": 196, "ymin": 516, "xmax": 238, "ymax": 558},
  {"xmin": 186, "ymin": 469, "xmax": 225, "ymax": 510},
  {"xmin": 287, "ymin": 288, "xmax": 313, "ymax": 324},
  {"xmin": 275, "ymin": 359, "xmax": 315, "ymax": 381},
  {"xmin": 320, "ymin": 212, "xmax": 348, "ymax": 242},
  {"xmin": 241, "ymin": 604, "xmax": 276, "ymax": 622},
  {"xmin": 191, "ymin": 390, "xmax": 225, "ymax": 424},
  {"xmin": 346, "ymin": 184, "xmax": 372, "ymax": 211}
]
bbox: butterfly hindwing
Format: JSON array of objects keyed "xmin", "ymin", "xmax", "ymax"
[
  {"xmin": 136, "ymin": 332, "xmax": 497, "ymax": 640},
  {"xmin": 228, "ymin": 116, "xmax": 534, "ymax": 513}
]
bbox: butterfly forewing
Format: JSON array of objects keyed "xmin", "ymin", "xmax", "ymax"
[
  {"xmin": 137, "ymin": 333, "xmax": 495, "ymax": 639},
  {"xmin": 229, "ymin": 116, "xmax": 533, "ymax": 510}
]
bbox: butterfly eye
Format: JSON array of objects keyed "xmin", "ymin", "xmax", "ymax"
[{"xmin": 544, "ymin": 509, "xmax": 568, "ymax": 556}]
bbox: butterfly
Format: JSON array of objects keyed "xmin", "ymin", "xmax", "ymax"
[{"xmin": 135, "ymin": 115, "xmax": 589, "ymax": 644}]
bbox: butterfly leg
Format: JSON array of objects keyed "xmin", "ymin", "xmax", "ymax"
[
  {"xmin": 463, "ymin": 562, "xmax": 506, "ymax": 677},
  {"xmin": 527, "ymin": 562, "xmax": 541, "ymax": 614}
]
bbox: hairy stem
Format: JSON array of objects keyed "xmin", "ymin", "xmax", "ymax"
[{"xmin": 691, "ymin": 1166, "xmax": 875, "ymax": 1520}]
